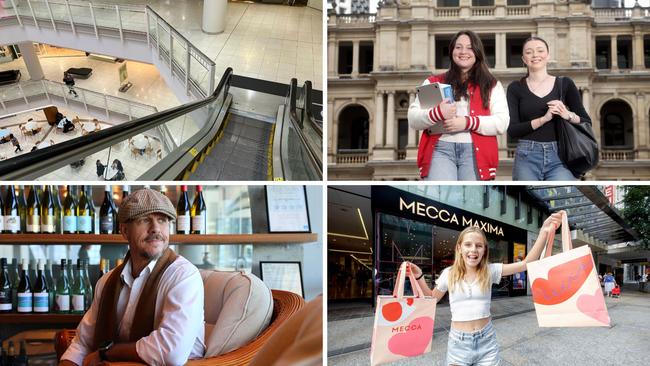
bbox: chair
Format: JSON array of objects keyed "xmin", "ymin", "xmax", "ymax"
[
  {"xmin": 19, "ymin": 124, "xmax": 26, "ymax": 139},
  {"xmin": 156, "ymin": 149, "xmax": 162, "ymax": 160},
  {"xmin": 55, "ymin": 270, "xmax": 304, "ymax": 366}
]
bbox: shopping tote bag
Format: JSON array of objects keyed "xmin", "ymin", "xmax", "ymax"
[
  {"xmin": 370, "ymin": 262, "xmax": 436, "ymax": 365},
  {"xmin": 527, "ymin": 212, "xmax": 610, "ymax": 327}
]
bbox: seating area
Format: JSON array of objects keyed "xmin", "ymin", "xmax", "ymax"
[
  {"xmin": 0, "ymin": 69, "xmax": 21, "ymax": 85},
  {"xmin": 65, "ymin": 67, "xmax": 93, "ymax": 79}
]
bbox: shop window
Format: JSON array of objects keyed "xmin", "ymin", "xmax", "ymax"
[
  {"xmin": 435, "ymin": 36, "xmax": 453, "ymax": 70},
  {"xmin": 483, "ymin": 186, "xmax": 490, "ymax": 209},
  {"xmin": 538, "ymin": 210, "xmax": 543, "ymax": 228},
  {"xmin": 617, "ymin": 36, "xmax": 633, "ymax": 69},
  {"xmin": 600, "ymin": 99, "xmax": 634, "ymax": 148},
  {"xmin": 438, "ymin": 0, "xmax": 459, "ymax": 6},
  {"xmin": 527, "ymin": 204, "xmax": 533, "ymax": 225},
  {"xmin": 643, "ymin": 35, "xmax": 650, "ymax": 69},
  {"xmin": 337, "ymin": 105, "xmax": 370, "ymax": 151},
  {"xmin": 515, "ymin": 193, "xmax": 521, "ymax": 220},
  {"xmin": 506, "ymin": 34, "xmax": 530, "ymax": 68},
  {"xmin": 507, "ymin": 0, "xmax": 529, "ymax": 4},
  {"xmin": 338, "ymin": 42, "xmax": 353, "ymax": 75},
  {"xmin": 359, "ymin": 41, "xmax": 374, "ymax": 74},
  {"xmin": 500, "ymin": 187, "xmax": 506, "ymax": 215},
  {"xmin": 596, "ymin": 37, "xmax": 611, "ymax": 69},
  {"xmin": 472, "ymin": 0, "xmax": 494, "ymax": 6}
]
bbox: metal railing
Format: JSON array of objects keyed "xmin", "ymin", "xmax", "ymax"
[
  {"xmin": 0, "ymin": 79, "xmax": 157, "ymax": 120},
  {"xmin": 2, "ymin": 0, "xmax": 215, "ymax": 99}
]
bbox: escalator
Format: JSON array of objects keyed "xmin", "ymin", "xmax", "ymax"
[{"xmin": 0, "ymin": 68, "xmax": 322, "ymax": 181}]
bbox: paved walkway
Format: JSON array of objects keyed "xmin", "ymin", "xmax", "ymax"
[{"xmin": 328, "ymin": 285, "xmax": 649, "ymax": 365}]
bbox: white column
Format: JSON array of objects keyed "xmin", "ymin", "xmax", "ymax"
[
  {"xmin": 385, "ymin": 91, "xmax": 396, "ymax": 149},
  {"xmin": 407, "ymin": 92, "xmax": 416, "ymax": 147},
  {"xmin": 352, "ymin": 40, "xmax": 360, "ymax": 77},
  {"xmin": 633, "ymin": 31, "xmax": 644, "ymax": 71},
  {"xmin": 610, "ymin": 36, "xmax": 618, "ymax": 70},
  {"xmin": 202, "ymin": 0, "xmax": 227, "ymax": 34},
  {"xmin": 19, "ymin": 42, "xmax": 44, "ymax": 80},
  {"xmin": 582, "ymin": 88, "xmax": 591, "ymax": 118},
  {"xmin": 495, "ymin": 33, "xmax": 506, "ymax": 70},
  {"xmin": 328, "ymin": 38, "xmax": 336, "ymax": 76},
  {"xmin": 328, "ymin": 99, "xmax": 336, "ymax": 157},
  {"xmin": 374, "ymin": 91, "xmax": 385, "ymax": 148}
]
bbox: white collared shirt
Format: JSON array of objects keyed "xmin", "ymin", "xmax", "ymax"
[{"xmin": 61, "ymin": 255, "xmax": 205, "ymax": 366}]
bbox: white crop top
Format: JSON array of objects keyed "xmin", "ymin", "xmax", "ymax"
[{"xmin": 435, "ymin": 263, "xmax": 503, "ymax": 321}]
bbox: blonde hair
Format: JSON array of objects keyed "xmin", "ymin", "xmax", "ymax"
[{"xmin": 448, "ymin": 226, "xmax": 491, "ymax": 294}]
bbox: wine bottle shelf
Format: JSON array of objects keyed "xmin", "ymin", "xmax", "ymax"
[
  {"xmin": 0, "ymin": 233, "xmax": 318, "ymax": 245},
  {"xmin": 0, "ymin": 313, "xmax": 83, "ymax": 324}
]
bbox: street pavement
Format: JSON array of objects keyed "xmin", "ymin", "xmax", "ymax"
[{"xmin": 327, "ymin": 285, "xmax": 649, "ymax": 365}]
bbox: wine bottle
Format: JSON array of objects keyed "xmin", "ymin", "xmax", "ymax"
[
  {"xmin": 14, "ymin": 339, "xmax": 28, "ymax": 366},
  {"xmin": 62, "ymin": 185, "xmax": 77, "ymax": 234},
  {"xmin": 6, "ymin": 341, "xmax": 15, "ymax": 366},
  {"xmin": 0, "ymin": 187, "xmax": 4, "ymax": 233},
  {"xmin": 77, "ymin": 185, "xmax": 93, "ymax": 234},
  {"xmin": 117, "ymin": 185, "xmax": 129, "ymax": 234},
  {"xmin": 54, "ymin": 259, "xmax": 70, "ymax": 313},
  {"xmin": 0, "ymin": 258, "xmax": 12, "ymax": 312},
  {"xmin": 45, "ymin": 259, "xmax": 55, "ymax": 311},
  {"xmin": 16, "ymin": 259, "xmax": 32, "ymax": 313},
  {"xmin": 40, "ymin": 185, "xmax": 56, "ymax": 234},
  {"xmin": 177, "ymin": 185, "xmax": 191, "ymax": 234},
  {"xmin": 10, "ymin": 258, "xmax": 18, "ymax": 309},
  {"xmin": 99, "ymin": 186, "xmax": 117, "ymax": 234},
  {"xmin": 25, "ymin": 186, "xmax": 40, "ymax": 233},
  {"xmin": 33, "ymin": 259, "xmax": 49, "ymax": 313},
  {"xmin": 71, "ymin": 261, "xmax": 86, "ymax": 313},
  {"xmin": 81, "ymin": 259, "xmax": 93, "ymax": 310},
  {"xmin": 53, "ymin": 185, "xmax": 63, "ymax": 234},
  {"xmin": 17, "ymin": 185, "xmax": 27, "ymax": 233},
  {"xmin": 3, "ymin": 184, "xmax": 21, "ymax": 234},
  {"xmin": 191, "ymin": 185, "xmax": 207, "ymax": 234}
]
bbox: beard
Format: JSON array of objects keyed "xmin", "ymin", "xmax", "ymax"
[{"xmin": 137, "ymin": 234, "xmax": 168, "ymax": 260}]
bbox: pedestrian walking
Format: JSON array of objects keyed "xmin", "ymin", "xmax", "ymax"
[
  {"xmin": 10, "ymin": 133, "xmax": 22, "ymax": 153},
  {"xmin": 63, "ymin": 72, "xmax": 78, "ymax": 97},
  {"xmin": 604, "ymin": 272, "xmax": 616, "ymax": 297},
  {"xmin": 640, "ymin": 273, "xmax": 647, "ymax": 292},
  {"xmin": 406, "ymin": 211, "xmax": 563, "ymax": 365}
]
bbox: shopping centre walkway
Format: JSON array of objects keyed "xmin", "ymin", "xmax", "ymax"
[{"xmin": 328, "ymin": 284, "xmax": 650, "ymax": 365}]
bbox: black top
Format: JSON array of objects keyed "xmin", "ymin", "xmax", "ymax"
[{"xmin": 506, "ymin": 77, "xmax": 590, "ymax": 142}]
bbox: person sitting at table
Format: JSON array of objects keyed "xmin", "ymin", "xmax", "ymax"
[
  {"xmin": 109, "ymin": 159, "xmax": 126, "ymax": 181},
  {"xmin": 96, "ymin": 160, "xmax": 106, "ymax": 179},
  {"xmin": 10, "ymin": 134, "xmax": 22, "ymax": 153},
  {"xmin": 27, "ymin": 118, "xmax": 39, "ymax": 134},
  {"xmin": 57, "ymin": 116, "xmax": 76, "ymax": 133}
]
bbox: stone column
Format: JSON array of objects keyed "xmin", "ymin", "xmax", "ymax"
[
  {"xmin": 352, "ymin": 40, "xmax": 360, "ymax": 77},
  {"xmin": 328, "ymin": 99, "xmax": 337, "ymax": 160},
  {"xmin": 410, "ymin": 22, "xmax": 428, "ymax": 70},
  {"xmin": 610, "ymin": 36, "xmax": 618, "ymax": 70},
  {"xmin": 582, "ymin": 88, "xmax": 591, "ymax": 118},
  {"xmin": 374, "ymin": 91, "xmax": 385, "ymax": 148},
  {"xmin": 385, "ymin": 91, "xmax": 396, "ymax": 149},
  {"xmin": 328, "ymin": 38, "xmax": 336, "ymax": 76},
  {"xmin": 406, "ymin": 92, "xmax": 418, "ymax": 159},
  {"xmin": 18, "ymin": 42, "xmax": 44, "ymax": 80},
  {"xmin": 201, "ymin": 0, "xmax": 227, "ymax": 34},
  {"xmin": 636, "ymin": 92, "xmax": 649, "ymax": 158},
  {"xmin": 633, "ymin": 30, "xmax": 645, "ymax": 71},
  {"xmin": 495, "ymin": 32, "xmax": 507, "ymax": 70}
]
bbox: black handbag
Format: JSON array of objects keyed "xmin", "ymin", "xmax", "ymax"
[{"xmin": 555, "ymin": 77, "xmax": 599, "ymax": 178}]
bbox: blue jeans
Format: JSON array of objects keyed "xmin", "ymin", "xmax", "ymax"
[
  {"xmin": 425, "ymin": 140, "xmax": 478, "ymax": 181},
  {"xmin": 512, "ymin": 140, "xmax": 576, "ymax": 181},
  {"xmin": 447, "ymin": 321, "xmax": 500, "ymax": 366}
]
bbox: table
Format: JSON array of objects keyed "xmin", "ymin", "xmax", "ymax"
[
  {"xmin": 0, "ymin": 129, "xmax": 9, "ymax": 139},
  {"xmin": 132, "ymin": 135, "xmax": 148, "ymax": 150},
  {"xmin": 25, "ymin": 121, "xmax": 38, "ymax": 130},
  {"xmin": 83, "ymin": 123, "xmax": 95, "ymax": 133}
]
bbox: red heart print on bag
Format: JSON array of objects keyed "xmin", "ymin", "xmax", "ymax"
[
  {"xmin": 577, "ymin": 288, "xmax": 610, "ymax": 325},
  {"xmin": 531, "ymin": 254, "xmax": 593, "ymax": 305},
  {"xmin": 387, "ymin": 317, "xmax": 434, "ymax": 357}
]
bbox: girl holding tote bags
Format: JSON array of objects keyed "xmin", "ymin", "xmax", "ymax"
[
  {"xmin": 506, "ymin": 36, "xmax": 592, "ymax": 181},
  {"xmin": 406, "ymin": 211, "xmax": 563, "ymax": 366}
]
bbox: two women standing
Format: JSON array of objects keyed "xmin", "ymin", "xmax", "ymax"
[{"xmin": 408, "ymin": 31, "xmax": 593, "ymax": 181}]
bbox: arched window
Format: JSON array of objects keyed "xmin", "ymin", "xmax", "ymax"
[
  {"xmin": 337, "ymin": 105, "xmax": 370, "ymax": 151},
  {"xmin": 600, "ymin": 100, "xmax": 634, "ymax": 148}
]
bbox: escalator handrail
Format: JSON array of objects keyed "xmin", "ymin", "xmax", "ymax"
[
  {"xmin": 0, "ymin": 67, "xmax": 233, "ymax": 179},
  {"xmin": 302, "ymin": 80, "xmax": 322, "ymax": 137}
]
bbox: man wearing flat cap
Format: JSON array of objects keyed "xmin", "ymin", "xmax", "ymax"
[{"xmin": 60, "ymin": 188, "xmax": 205, "ymax": 366}]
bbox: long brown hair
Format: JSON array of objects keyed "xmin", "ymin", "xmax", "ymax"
[
  {"xmin": 448, "ymin": 226, "xmax": 491, "ymax": 294},
  {"xmin": 519, "ymin": 36, "xmax": 550, "ymax": 84},
  {"xmin": 444, "ymin": 30, "xmax": 496, "ymax": 110}
]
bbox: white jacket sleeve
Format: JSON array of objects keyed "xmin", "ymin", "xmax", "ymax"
[
  {"xmin": 471, "ymin": 81, "xmax": 509, "ymax": 136},
  {"xmin": 408, "ymin": 79, "xmax": 445, "ymax": 133}
]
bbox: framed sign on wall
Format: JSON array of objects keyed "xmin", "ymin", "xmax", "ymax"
[
  {"xmin": 265, "ymin": 186, "xmax": 311, "ymax": 233},
  {"xmin": 260, "ymin": 261, "xmax": 304, "ymax": 298}
]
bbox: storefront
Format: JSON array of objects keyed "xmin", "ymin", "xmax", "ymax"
[{"xmin": 371, "ymin": 186, "xmax": 529, "ymax": 302}]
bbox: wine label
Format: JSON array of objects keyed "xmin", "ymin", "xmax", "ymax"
[
  {"xmin": 42, "ymin": 215, "xmax": 56, "ymax": 233},
  {"xmin": 0, "ymin": 290, "xmax": 11, "ymax": 310},
  {"xmin": 72, "ymin": 294, "xmax": 85, "ymax": 311},
  {"xmin": 0, "ymin": 215, "xmax": 3, "ymax": 231},
  {"xmin": 33, "ymin": 292, "xmax": 49, "ymax": 312},
  {"xmin": 77, "ymin": 216, "xmax": 92, "ymax": 232},
  {"xmin": 177, "ymin": 215, "xmax": 190, "ymax": 232},
  {"xmin": 17, "ymin": 292, "xmax": 32, "ymax": 312},
  {"xmin": 55, "ymin": 294, "xmax": 70, "ymax": 311},
  {"xmin": 26, "ymin": 214, "xmax": 40, "ymax": 232},
  {"xmin": 191, "ymin": 215, "xmax": 206, "ymax": 234},
  {"xmin": 100, "ymin": 216, "xmax": 114, "ymax": 232},
  {"xmin": 3, "ymin": 215, "xmax": 20, "ymax": 232},
  {"xmin": 63, "ymin": 215, "xmax": 77, "ymax": 232},
  {"xmin": 0, "ymin": 302, "xmax": 11, "ymax": 311}
]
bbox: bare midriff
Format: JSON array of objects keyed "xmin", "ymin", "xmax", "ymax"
[{"xmin": 451, "ymin": 316, "xmax": 490, "ymax": 332}]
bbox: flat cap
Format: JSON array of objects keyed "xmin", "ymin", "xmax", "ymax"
[{"xmin": 118, "ymin": 188, "xmax": 176, "ymax": 223}]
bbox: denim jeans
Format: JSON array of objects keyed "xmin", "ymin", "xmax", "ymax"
[
  {"xmin": 425, "ymin": 140, "xmax": 478, "ymax": 181},
  {"xmin": 512, "ymin": 140, "xmax": 576, "ymax": 181},
  {"xmin": 447, "ymin": 321, "xmax": 500, "ymax": 366}
]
